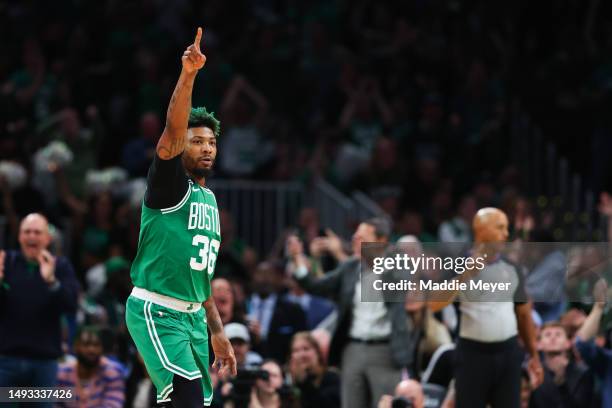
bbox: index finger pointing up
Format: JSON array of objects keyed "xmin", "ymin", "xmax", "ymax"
[{"xmin": 194, "ymin": 27, "xmax": 203, "ymax": 50}]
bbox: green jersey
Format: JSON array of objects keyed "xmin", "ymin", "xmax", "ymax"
[{"xmin": 130, "ymin": 156, "xmax": 221, "ymax": 303}]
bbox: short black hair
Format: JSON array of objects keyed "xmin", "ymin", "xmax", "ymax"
[
  {"xmin": 188, "ymin": 106, "xmax": 221, "ymax": 137},
  {"xmin": 364, "ymin": 216, "xmax": 392, "ymax": 239}
]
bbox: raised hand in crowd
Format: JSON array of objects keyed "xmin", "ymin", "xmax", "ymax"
[
  {"xmin": 37, "ymin": 249, "xmax": 57, "ymax": 285},
  {"xmin": 309, "ymin": 229, "xmax": 347, "ymax": 262}
]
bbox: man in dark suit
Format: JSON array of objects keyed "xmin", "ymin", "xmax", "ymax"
[
  {"xmin": 247, "ymin": 261, "xmax": 307, "ymax": 364},
  {"xmin": 288, "ymin": 217, "xmax": 419, "ymax": 408},
  {"xmin": 0, "ymin": 213, "xmax": 80, "ymax": 408}
]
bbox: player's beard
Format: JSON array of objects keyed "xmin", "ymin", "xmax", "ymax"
[
  {"xmin": 183, "ymin": 154, "xmax": 214, "ymax": 179},
  {"xmin": 192, "ymin": 167, "xmax": 213, "ymax": 178}
]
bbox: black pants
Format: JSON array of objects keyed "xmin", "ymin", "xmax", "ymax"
[
  {"xmin": 455, "ymin": 336, "xmax": 523, "ymax": 408},
  {"xmin": 158, "ymin": 376, "xmax": 203, "ymax": 408}
]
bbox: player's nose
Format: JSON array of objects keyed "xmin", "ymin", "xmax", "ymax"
[{"xmin": 202, "ymin": 143, "xmax": 213, "ymax": 154}]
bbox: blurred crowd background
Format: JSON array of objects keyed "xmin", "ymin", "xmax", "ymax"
[{"xmin": 1, "ymin": 0, "xmax": 612, "ymax": 407}]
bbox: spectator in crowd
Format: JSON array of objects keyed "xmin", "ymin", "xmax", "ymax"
[
  {"xmin": 430, "ymin": 208, "xmax": 543, "ymax": 408},
  {"xmin": 121, "ymin": 112, "xmax": 161, "ymax": 178},
  {"xmin": 508, "ymin": 197, "xmax": 536, "ymax": 241},
  {"xmin": 213, "ymin": 278, "xmax": 242, "ymax": 325},
  {"xmin": 565, "ymin": 244, "xmax": 608, "ymax": 306},
  {"xmin": 395, "ymin": 209, "xmax": 437, "ymax": 243},
  {"xmin": 524, "ymin": 240, "xmax": 568, "ymax": 324},
  {"xmin": 437, "ymin": 195, "xmax": 477, "ymax": 243},
  {"xmin": 336, "ymin": 77, "xmax": 393, "ymax": 185},
  {"xmin": 307, "ymin": 227, "xmax": 348, "ymax": 277},
  {"xmin": 288, "ymin": 331, "xmax": 340, "ymax": 407},
  {"xmin": 78, "ymin": 191, "xmax": 125, "ymax": 271},
  {"xmin": 350, "ymin": 136, "xmax": 405, "ymax": 200},
  {"xmin": 530, "ymin": 322, "xmax": 594, "ymax": 407},
  {"xmin": 93, "ymin": 257, "xmax": 132, "ymax": 329},
  {"xmin": 288, "ymin": 217, "xmax": 419, "ymax": 408},
  {"xmin": 218, "ymin": 75, "xmax": 272, "ymax": 178},
  {"xmin": 574, "ymin": 280, "xmax": 612, "ymax": 407},
  {"xmin": 215, "ymin": 209, "xmax": 252, "ymax": 281},
  {"xmin": 398, "ymin": 234, "xmax": 453, "ymax": 371},
  {"xmin": 560, "ymin": 308, "xmax": 588, "ymax": 342},
  {"xmin": 247, "ymin": 262, "xmax": 307, "ymax": 364},
  {"xmin": 405, "ymin": 292, "xmax": 452, "ymax": 372},
  {"xmin": 0, "ymin": 165, "xmax": 47, "ymax": 242},
  {"xmin": 285, "ymin": 277, "xmax": 335, "ymax": 331},
  {"xmin": 296, "ymin": 208, "xmax": 322, "ymax": 252},
  {"xmin": 56, "ymin": 326, "xmax": 125, "ymax": 408},
  {"xmin": 248, "ymin": 360, "xmax": 292, "ymax": 408},
  {"xmin": 217, "ymin": 323, "xmax": 266, "ymax": 406},
  {"xmin": 47, "ymin": 107, "xmax": 103, "ymax": 211},
  {"xmin": 377, "ymin": 379, "xmax": 425, "ymax": 408},
  {"xmin": 0, "ymin": 213, "xmax": 79, "ymax": 403},
  {"xmin": 225, "ymin": 322, "xmax": 263, "ymax": 368},
  {"xmin": 310, "ymin": 328, "xmax": 332, "ymax": 365},
  {"xmin": 284, "ymin": 233, "xmax": 335, "ymax": 330}
]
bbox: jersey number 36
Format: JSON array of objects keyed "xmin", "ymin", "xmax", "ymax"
[{"xmin": 190, "ymin": 235, "xmax": 220, "ymax": 275}]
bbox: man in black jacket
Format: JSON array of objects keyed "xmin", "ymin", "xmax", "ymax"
[
  {"xmin": 530, "ymin": 321, "xmax": 594, "ymax": 408},
  {"xmin": 288, "ymin": 217, "xmax": 418, "ymax": 408},
  {"xmin": 0, "ymin": 213, "xmax": 80, "ymax": 406},
  {"xmin": 247, "ymin": 261, "xmax": 307, "ymax": 364}
]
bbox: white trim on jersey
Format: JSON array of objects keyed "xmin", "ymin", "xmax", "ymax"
[{"xmin": 160, "ymin": 180, "xmax": 193, "ymax": 214}]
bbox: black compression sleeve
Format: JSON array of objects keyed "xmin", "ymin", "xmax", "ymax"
[
  {"xmin": 144, "ymin": 154, "xmax": 190, "ymax": 209},
  {"xmin": 170, "ymin": 376, "xmax": 204, "ymax": 408}
]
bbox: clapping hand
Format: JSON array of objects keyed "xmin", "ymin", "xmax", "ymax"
[{"xmin": 37, "ymin": 249, "xmax": 57, "ymax": 285}]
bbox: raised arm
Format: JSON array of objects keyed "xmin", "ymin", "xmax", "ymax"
[
  {"xmin": 287, "ymin": 240, "xmax": 344, "ymax": 300},
  {"xmin": 576, "ymin": 279, "xmax": 607, "ymax": 341},
  {"xmin": 157, "ymin": 27, "xmax": 206, "ymax": 160}
]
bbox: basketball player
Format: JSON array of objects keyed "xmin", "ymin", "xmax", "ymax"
[{"xmin": 125, "ymin": 27, "xmax": 236, "ymax": 408}]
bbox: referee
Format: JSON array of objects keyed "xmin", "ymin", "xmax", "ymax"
[{"xmin": 431, "ymin": 208, "xmax": 543, "ymax": 408}]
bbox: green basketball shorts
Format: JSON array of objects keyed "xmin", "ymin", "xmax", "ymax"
[{"xmin": 125, "ymin": 290, "xmax": 212, "ymax": 405}]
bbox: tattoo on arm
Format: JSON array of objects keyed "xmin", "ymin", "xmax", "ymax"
[
  {"xmin": 157, "ymin": 134, "xmax": 185, "ymax": 159},
  {"xmin": 203, "ymin": 296, "xmax": 224, "ymax": 335},
  {"xmin": 156, "ymin": 70, "xmax": 197, "ymax": 160}
]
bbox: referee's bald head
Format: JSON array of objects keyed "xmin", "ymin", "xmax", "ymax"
[{"xmin": 472, "ymin": 207, "xmax": 509, "ymax": 243}]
